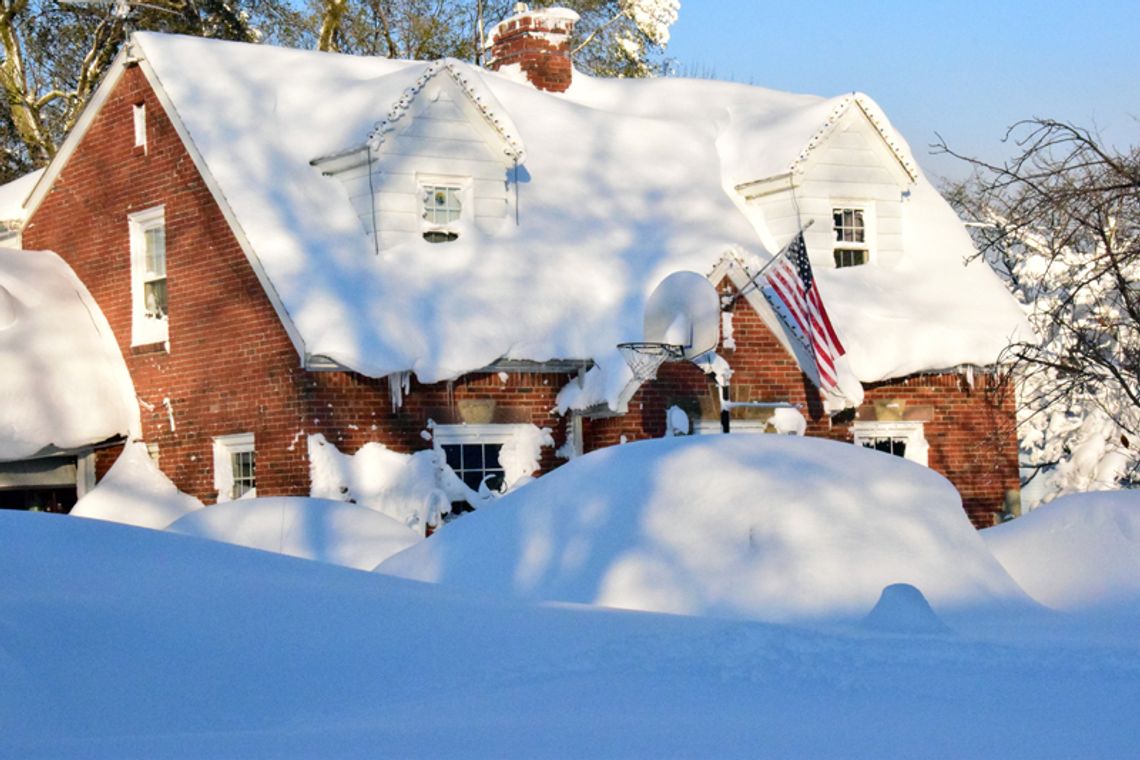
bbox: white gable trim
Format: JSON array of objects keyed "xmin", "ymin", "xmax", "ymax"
[
  {"xmin": 793, "ymin": 94, "xmax": 918, "ymax": 182},
  {"xmin": 366, "ymin": 59, "xmax": 525, "ymax": 163},
  {"xmin": 735, "ymin": 93, "xmax": 919, "ymax": 195},
  {"xmin": 133, "ymin": 52, "xmax": 308, "ymax": 365}
]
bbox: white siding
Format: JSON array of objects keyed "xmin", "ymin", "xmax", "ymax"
[
  {"xmin": 323, "ymin": 75, "xmax": 514, "ymax": 248},
  {"xmin": 744, "ymin": 109, "xmax": 912, "ymax": 269}
]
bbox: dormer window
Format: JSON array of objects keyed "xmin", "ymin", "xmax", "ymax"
[
  {"xmin": 422, "ymin": 184, "xmax": 462, "ymax": 243},
  {"xmin": 832, "ymin": 207, "xmax": 870, "ymax": 268}
]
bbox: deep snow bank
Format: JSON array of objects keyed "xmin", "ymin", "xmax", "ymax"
[
  {"xmin": 378, "ymin": 435, "xmax": 1031, "ymax": 622},
  {"xmin": 168, "ymin": 496, "xmax": 421, "ymax": 570},
  {"xmin": 2, "ymin": 509, "xmax": 1137, "ymax": 757},
  {"xmin": 71, "ymin": 442, "xmax": 202, "ymax": 529},
  {"xmin": 983, "ymin": 491, "xmax": 1140, "ymax": 612}
]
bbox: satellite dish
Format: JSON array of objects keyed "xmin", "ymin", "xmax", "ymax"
[{"xmin": 643, "ymin": 271, "xmax": 720, "ymax": 360}]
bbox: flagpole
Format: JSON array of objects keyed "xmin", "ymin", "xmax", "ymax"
[{"xmin": 732, "ymin": 218, "xmax": 814, "ymax": 303}]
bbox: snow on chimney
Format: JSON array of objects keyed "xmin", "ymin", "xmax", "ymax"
[{"xmin": 488, "ymin": 3, "xmax": 579, "ymax": 93}]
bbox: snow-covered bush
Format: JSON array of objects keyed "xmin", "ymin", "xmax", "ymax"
[{"xmin": 308, "ymin": 434, "xmax": 449, "ymax": 534}]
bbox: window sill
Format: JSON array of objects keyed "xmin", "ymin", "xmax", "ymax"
[{"xmin": 130, "ymin": 340, "xmax": 169, "ymax": 356}]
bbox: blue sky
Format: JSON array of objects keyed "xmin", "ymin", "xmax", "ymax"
[{"xmin": 664, "ymin": 1, "xmax": 1139, "ymax": 182}]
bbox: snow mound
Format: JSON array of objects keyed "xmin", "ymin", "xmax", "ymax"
[
  {"xmin": 863, "ymin": 583, "xmax": 950, "ymax": 635},
  {"xmin": 0, "ymin": 249, "xmax": 134, "ymax": 460},
  {"xmin": 982, "ymin": 491, "xmax": 1140, "ymax": 612},
  {"xmin": 167, "ymin": 497, "xmax": 422, "ymax": 570},
  {"xmin": 379, "ymin": 435, "xmax": 1031, "ymax": 622},
  {"xmin": 71, "ymin": 442, "xmax": 202, "ymax": 529}
]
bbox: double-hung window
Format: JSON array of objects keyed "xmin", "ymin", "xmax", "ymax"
[
  {"xmin": 832, "ymin": 207, "xmax": 870, "ymax": 268},
  {"xmin": 420, "ymin": 181, "xmax": 464, "ymax": 243},
  {"xmin": 129, "ymin": 206, "xmax": 168, "ymax": 345},
  {"xmin": 213, "ymin": 433, "xmax": 256, "ymax": 502}
]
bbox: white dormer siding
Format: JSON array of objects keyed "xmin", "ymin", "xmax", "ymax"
[
  {"xmin": 319, "ymin": 76, "xmax": 515, "ymax": 252},
  {"xmin": 739, "ymin": 106, "xmax": 913, "ymax": 268}
]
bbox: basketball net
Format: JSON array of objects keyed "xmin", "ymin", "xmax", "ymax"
[{"xmin": 617, "ymin": 342, "xmax": 684, "ymax": 382}]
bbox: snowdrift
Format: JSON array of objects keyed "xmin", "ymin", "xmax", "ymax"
[
  {"xmin": 378, "ymin": 435, "xmax": 1032, "ymax": 622},
  {"xmin": 983, "ymin": 491, "xmax": 1140, "ymax": 612},
  {"xmin": 168, "ymin": 496, "xmax": 421, "ymax": 570},
  {"xmin": 2, "ymin": 506, "xmax": 1137, "ymax": 756},
  {"xmin": 71, "ymin": 442, "xmax": 202, "ymax": 529}
]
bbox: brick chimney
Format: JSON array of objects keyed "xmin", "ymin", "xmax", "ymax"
[{"xmin": 488, "ymin": 3, "xmax": 579, "ymax": 93}]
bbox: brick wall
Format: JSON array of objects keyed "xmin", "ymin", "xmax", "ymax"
[
  {"xmin": 24, "ymin": 64, "xmax": 570, "ymax": 503},
  {"xmin": 584, "ymin": 281, "xmax": 1020, "ymax": 528}
]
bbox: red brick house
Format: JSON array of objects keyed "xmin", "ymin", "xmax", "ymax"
[{"xmin": 19, "ymin": 6, "xmax": 1031, "ymax": 528}]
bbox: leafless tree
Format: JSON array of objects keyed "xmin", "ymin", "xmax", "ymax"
[{"xmin": 938, "ymin": 120, "xmax": 1139, "ymax": 496}]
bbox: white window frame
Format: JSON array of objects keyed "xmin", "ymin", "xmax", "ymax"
[
  {"xmin": 417, "ymin": 174, "xmax": 471, "ymax": 242},
  {"xmin": 213, "ymin": 432, "xmax": 256, "ymax": 503},
  {"xmin": 132, "ymin": 103, "xmax": 147, "ymax": 150},
  {"xmin": 128, "ymin": 205, "xmax": 168, "ymax": 346},
  {"xmin": 693, "ymin": 419, "xmax": 771, "ymax": 435},
  {"xmin": 432, "ymin": 423, "xmax": 534, "ymax": 494},
  {"xmin": 852, "ymin": 421, "xmax": 928, "ymax": 467},
  {"xmin": 831, "ymin": 204, "xmax": 874, "ymax": 268}
]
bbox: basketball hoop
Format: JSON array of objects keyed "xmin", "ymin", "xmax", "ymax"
[{"xmin": 618, "ymin": 341, "xmax": 684, "ymax": 382}]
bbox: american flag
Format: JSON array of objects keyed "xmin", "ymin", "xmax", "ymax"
[{"xmin": 759, "ymin": 232, "xmax": 846, "ymax": 393}]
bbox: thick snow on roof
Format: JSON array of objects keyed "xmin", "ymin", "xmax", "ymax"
[
  {"xmin": 0, "ymin": 169, "xmax": 42, "ymax": 223},
  {"xmin": 379, "ymin": 435, "xmax": 1032, "ymax": 623},
  {"xmin": 132, "ymin": 33, "xmax": 1028, "ymax": 395},
  {"xmin": 0, "ymin": 249, "xmax": 133, "ymax": 460}
]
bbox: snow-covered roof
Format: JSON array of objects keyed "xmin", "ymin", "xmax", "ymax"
[
  {"xmin": 90, "ymin": 34, "xmax": 1028, "ymax": 402},
  {"xmin": 0, "ymin": 169, "xmax": 43, "ymax": 225},
  {"xmin": 0, "ymin": 249, "xmax": 135, "ymax": 460}
]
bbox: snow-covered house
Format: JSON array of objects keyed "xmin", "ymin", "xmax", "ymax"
[
  {"xmin": 19, "ymin": 6, "xmax": 1031, "ymax": 526},
  {"xmin": 0, "ymin": 248, "xmax": 136, "ymax": 510}
]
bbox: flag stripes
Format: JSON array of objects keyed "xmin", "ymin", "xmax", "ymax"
[{"xmin": 760, "ymin": 232, "xmax": 846, "ymax": 393}]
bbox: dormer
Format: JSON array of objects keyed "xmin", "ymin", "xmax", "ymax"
[
  {"xmin": 734, "ymin": 94, "xmax": 918, "ymax": 270},
  {"xmin": 312, "ymin": 60, "xmax": 525, "ymax": 252}
]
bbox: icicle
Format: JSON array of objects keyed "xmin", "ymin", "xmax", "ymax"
[{"xmin": 388, "ymin": 371, "xmax": 411, "ymax": 411}]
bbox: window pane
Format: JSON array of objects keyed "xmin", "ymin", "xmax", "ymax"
[
  {"xmin": 443, "ymin": 444, "xmax": 461, "ymax": 471},
  {"xmin": 465, "ymin": 444, "xmax": 484, "ymax": 470},
  {"xmin": 484, "ymin": 470, "xmax": 505, "ymax": 492},
  {"xmin": 833, "ymin": 208, "xmax": 865, "ymax": 244},
  {"xmin": 230, "ymin": 450, "xmax": 255, "ymax": 499},
  {"xmin": 834, "ymin": 249, "xmax": 867, "ymax": 268},
  {"xmin": 484, "ymin": 443, "xmax": 501, "ymax": 470},
  {"xmin": 422, "ymin": 185, "xmax": 461, "ymax": 225},
  {"xmin": 145, "ymin": 227, "xmax": 166, "ymax": 276},
  {"xmin": 144, "ymin": 279, "xmax": 167, "ymax": 318}
]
